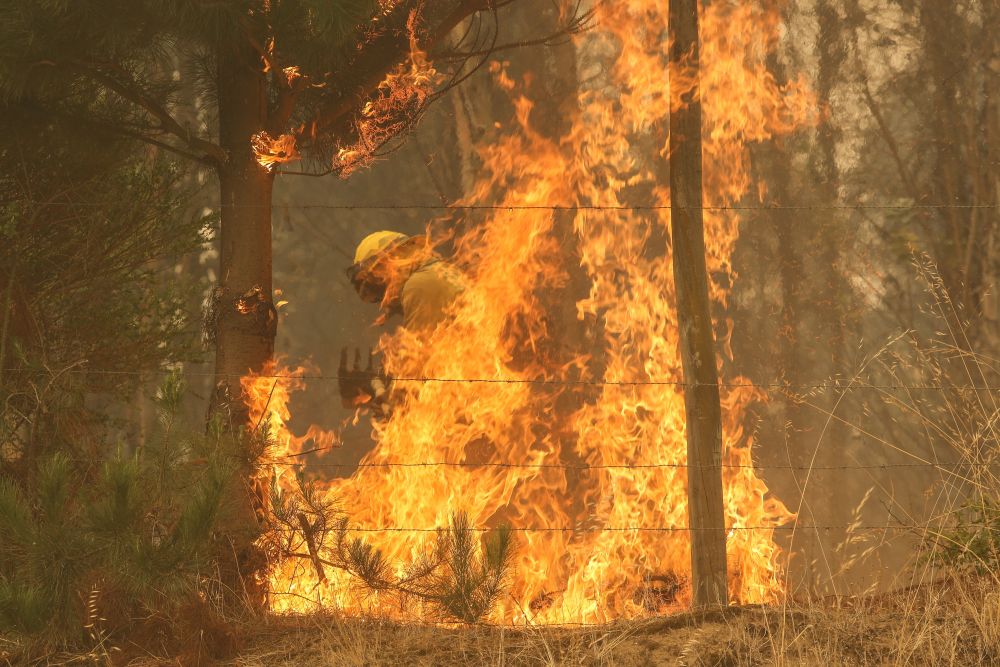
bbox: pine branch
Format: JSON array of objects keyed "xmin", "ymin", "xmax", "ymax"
[
  {"xmin": 306, "ymin": 0, "xmax": 486, "ymax": 139},
  {"xmin": 57, "ymin": 60, "xmax": 226, "ymax": 166},
  {"xmin": 297, "ymin": 512, "xmax": 327, "ymax": 583},
  {"xmin": 282, "ymin": 0, "xmax": 590, "ymax": 175},
  {"xmin": 117, "ymin": 127, "xmax": 219, "ymax": 166}
]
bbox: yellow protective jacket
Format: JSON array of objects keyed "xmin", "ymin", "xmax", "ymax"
[
  {"xmin": 366, "ymin": 259, "xmax": 462, "ymax": 411},
  {"xmin": 399, "ymin": 259, "xmax": 464, "ymax": 331}
]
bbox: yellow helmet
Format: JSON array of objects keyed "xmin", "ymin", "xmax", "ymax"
[{"xmin": 354, "ymin": 231, "xmax": 409, "ymax": 265}]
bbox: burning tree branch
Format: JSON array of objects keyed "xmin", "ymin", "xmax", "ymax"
[
  {"xmin": 274, "ymin": 0, "xmax": 592, "ymax": 177},
  {"xmin": 433, "ymin": 3, "xmax": 594, "ymax": 62}
]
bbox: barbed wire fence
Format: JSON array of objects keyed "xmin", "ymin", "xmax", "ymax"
[
  {"xmin": 13, "ymin": 367, "xmax": 995, "ymax": 525},
  {"xmin": 4, "ymin": 199, "xmax": 998, "ymax": 624}
]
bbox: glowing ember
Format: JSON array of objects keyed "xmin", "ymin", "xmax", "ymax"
[
  {"xmin": 248, "ymin": 1, "xmax": 816, "ymax": 622},
  {"xmin": 282, "ymin": 66, "xmax": 302, "ymax": 88},
  {"xmin": 252, "ymin": 131, "xmax": 300, "ymax": 171}
]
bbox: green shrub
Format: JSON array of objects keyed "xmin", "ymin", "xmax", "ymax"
[{"xmin": 0, "ymin": 372, "xmax": 247, "ymax": 652}]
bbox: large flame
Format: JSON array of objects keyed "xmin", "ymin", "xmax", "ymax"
[
  {"xmin": 248, "ymin": 1, "xmax": 816, "ymax": 622},
  {"xmin": 242, "ymin": 358, "xmax": 340, "ymax": 486}
]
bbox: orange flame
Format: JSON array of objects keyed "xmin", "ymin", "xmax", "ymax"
[
  {"xmin": 252, "ymin": 131, "xmax": 300, "ymax": 171},
  {"xmin": 241, "ymin": 358, "xmax": 339, "ymax": 482},
  {"xmin": 248, "ymin": 1, "xmax": 817, "ymax": 621}
]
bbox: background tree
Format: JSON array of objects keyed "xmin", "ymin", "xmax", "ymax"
[
  {"xmin": 0, "ymin": 100, "xmax": 206, "ymax": 471},
  {"xmin": 730, "ymin": 0, "xmax": 998, "ymax": 592}
]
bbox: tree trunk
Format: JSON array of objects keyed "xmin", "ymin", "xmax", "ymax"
[
  {"xmin": 212, "ymin": 37, "xmax": 275, "ymax": 606},
  {"xmin": 810, "ymin": 0, "xmax": 857, "ymax": 587},
  {"xmin": 765, "ymin": 29, "xmax": 844, "ymax": 588},
  {"xmin": 668, "ymin": 0, "xmax": 729, "ymax": 608},
  {"xmin": 917, "ymin": 0, "xmax": 977, "ymax": 315},
  {"xmin": 213, "ymin": 40, "xmax": 276, "ymax": 425}
]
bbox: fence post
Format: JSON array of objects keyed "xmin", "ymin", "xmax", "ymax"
[{"xmin": 667, "ymin": 0, "xmax": 729, "ymax": 607}]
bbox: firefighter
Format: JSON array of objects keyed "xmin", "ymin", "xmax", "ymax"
[{"xmin": 338, "ymin": 230, "xmax": 463, "ymax": 410}]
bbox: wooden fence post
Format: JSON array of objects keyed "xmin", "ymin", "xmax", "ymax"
[{"xmin": 667, "ymin": 0, "xmax": 729, "ymax": 607}]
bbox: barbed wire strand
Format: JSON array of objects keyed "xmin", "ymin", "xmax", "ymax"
[
  {"xmin": 6, "ymin": 366, "xmax": 1000, "ymax": 391},
  {"xmin": 274, "ymin": 523, "xmax": 997, "ymax": 534},
  {"xmin": 260, "ymin": 459, "xmax": 997, "ymax": 471},
  {"xmin": 14, "ymin": 201, "xmax": 1000, "ymax": 211}
]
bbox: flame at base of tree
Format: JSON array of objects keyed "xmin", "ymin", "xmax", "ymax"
[
  {"xmin": 244, "ymin": 0, "xmax": 816, "ymax": 622},
  {"xmin": 242, "ymin": 358, "xmax": 339, "ymax": 485}
]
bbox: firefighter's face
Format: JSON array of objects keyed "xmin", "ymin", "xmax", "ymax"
[
  {"xmin": 356, "ymin": 275, "xmax": 387, "ymax": 303},
  {"xmin": 348, "ymin": 261, "xmax": 389, "ymax": 304}
]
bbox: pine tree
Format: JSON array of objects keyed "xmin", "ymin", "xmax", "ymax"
[{"xmin": 0, "ymin": 96, "xmax": 208, "ymax": 471}]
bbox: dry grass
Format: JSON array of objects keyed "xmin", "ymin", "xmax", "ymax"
[
  {"xmin": 223, "ymin": 575, "xmax": 999, "ymax": 667},
  {"xmin": 9, "ymin": 574, "xmax": 998, "ymax": 665}
]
